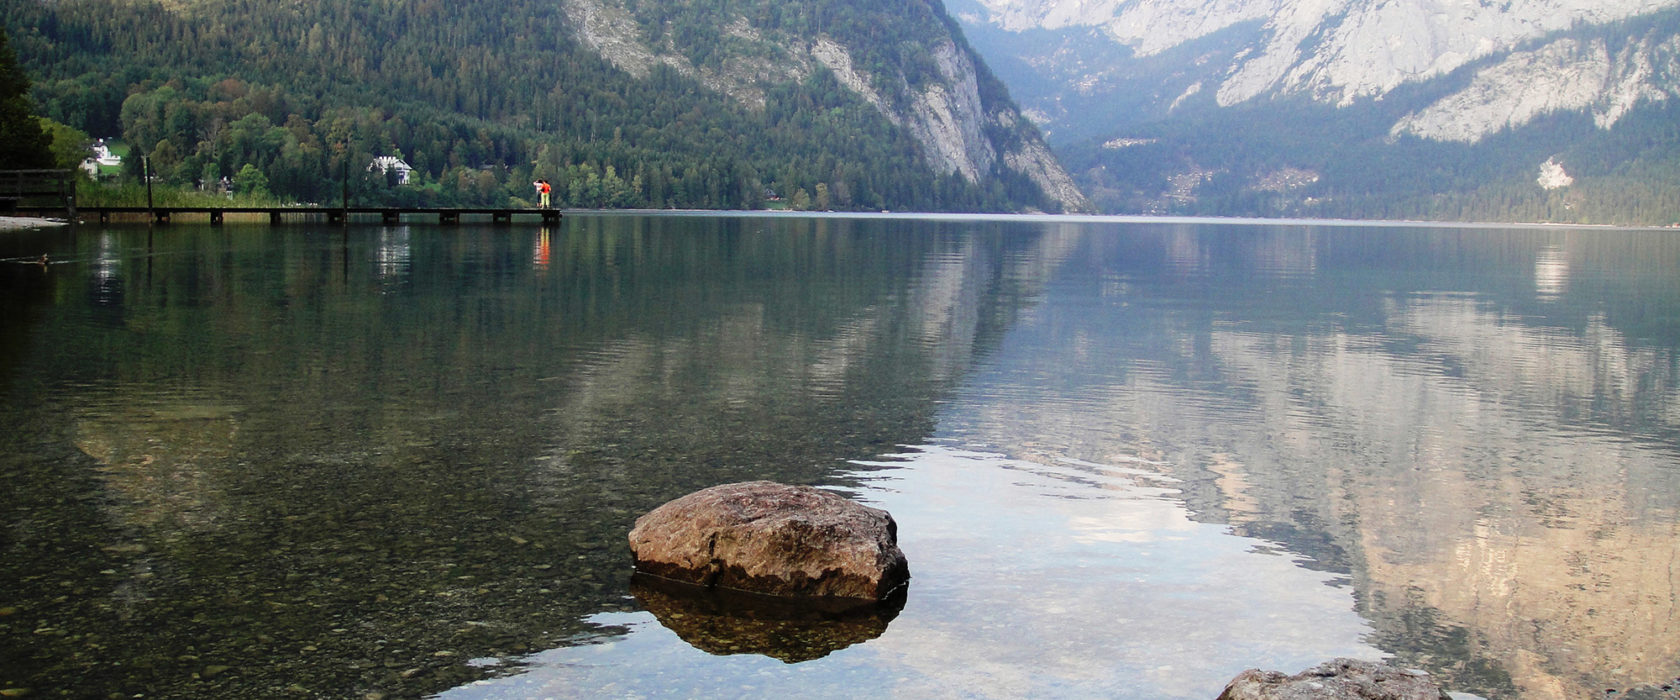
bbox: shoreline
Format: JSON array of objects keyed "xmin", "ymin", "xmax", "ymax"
[
  {"xmin": 3, "ymin": 212, "xmax": 1674, "ymax": 231},
  {"xmin": 0, "ymin": 215, "xmax": 70, "ymax": 231}
]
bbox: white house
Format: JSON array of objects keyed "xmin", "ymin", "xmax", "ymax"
[
  {"xmin": 81, "ymin": 139, "xmax": 122, "ymax": 178},
  {"xmin": 95, "ymin": 146, "xmax": 120, "ymax": 167},
  {"xmin": 368, "ymin": 156, "xmax": 415, "ymax": 185}
]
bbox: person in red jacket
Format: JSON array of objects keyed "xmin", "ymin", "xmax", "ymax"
[{"xmin": 533, "ymin": 179, "xmax": 552, "ymax": 208}]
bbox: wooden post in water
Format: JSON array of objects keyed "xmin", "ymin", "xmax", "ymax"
[
  {"xmin": 144, "ymin": 156, "xmax": 154, "ymax": 224},
  {"xmin": 64, "ymin": 171, "xmax": 76, "ymax": 221},
  {"xmin": 341, "ymin": 158, "xmax": 349, "ymax": 225}
]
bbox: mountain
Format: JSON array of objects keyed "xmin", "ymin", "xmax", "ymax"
[
  {"xmin": 952, "ymin": 0, "xmax": 1680, "ymax": 224},
  {"xmin": 2, "ymin": 0, "xmax": 1088, "ymax": 213}
]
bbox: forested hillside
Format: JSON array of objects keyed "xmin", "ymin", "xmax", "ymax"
[
  {"xmin": 2, "ymin": 0, "xmax": 1069, "ymax": 212},
  {"xmin": 0, "ymin": 26, "xmax": 53, "ymax": 169}
]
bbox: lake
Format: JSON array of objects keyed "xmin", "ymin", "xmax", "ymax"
[{"xmin": 1, "ymin": 214, "xmax": 1676, "ymax": 699}]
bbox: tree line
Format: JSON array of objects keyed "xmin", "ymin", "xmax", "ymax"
[
  {"xmin": 2, "ymin": 0, "xmax": 1060, "ymax": 212},
  {"xmin": 0, "ymin": 25, "xmax": 54, "ymax": 170}
]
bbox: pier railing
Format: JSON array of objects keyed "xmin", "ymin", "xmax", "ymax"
[
  {"xmin": 0, "ymin": 169, "xmax": 76, "ymax": 215},
  {"xmin": 8, "ymin": 204, "xmax": 561, "ymax": 226}
]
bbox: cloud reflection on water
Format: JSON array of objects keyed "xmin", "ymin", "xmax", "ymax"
[
  {"xmin": 926, "ymin": 227, "xmax": 1680, "ymax": 699},
  {"xmin": 22, "ymin": 219, "xmax": 1677, "ymax": 699},
  {"xmin": 446, "ymin": 446, "xmax": 1378, "ymax": 699}
]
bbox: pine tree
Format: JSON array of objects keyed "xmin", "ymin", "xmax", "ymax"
[{"xmin": 0, "ymin": 26, "xmax": 53, "ymax": 169}]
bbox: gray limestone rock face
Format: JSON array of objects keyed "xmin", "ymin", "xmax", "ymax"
[
  {"xmin": 1216, "ymin": 658, "xmax": 1453, "ymax": 700},
  {"xmin": 628, "ymin": 481, "xmax": 910, "ymax": 600}
]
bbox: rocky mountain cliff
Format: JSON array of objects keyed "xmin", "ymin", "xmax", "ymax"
[
  {"xmin": 952, "ymin": 0, "xmax": 1680, "ymax": 223},
  {"xmin": 564, "ymin": 0, "xmax": 1088, "ymax": 212}
]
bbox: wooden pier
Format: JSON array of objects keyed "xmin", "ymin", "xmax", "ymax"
[
  {"xmin": 0, "ymin": 170, "xmax": 76, "ymax": 215},
  {"xmin": 3, "ymin": 168, "xmax": 561, "ymax": 226},
  {"xmin": 43, "ymin": 206, "xmax": 564, "ymax": 226}
]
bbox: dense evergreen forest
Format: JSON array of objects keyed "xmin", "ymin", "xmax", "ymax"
[
  {"xmin": 0, "ymin": 26, "xmax": 54, "ymax": 170},
  {"xmin": 2, "ymin": 0, "xmax": 1059, "ymax": 212}
]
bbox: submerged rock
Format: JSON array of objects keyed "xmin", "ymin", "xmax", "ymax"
[
  {"xmin": 1217, "ymin": 658, "xmax": 1452, "ymax": 700},
  {"xmin": 628, "ymin": 481, "xmax": 909, "ymax": 600}
]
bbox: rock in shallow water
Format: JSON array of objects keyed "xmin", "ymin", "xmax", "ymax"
[
  {"xmin": 628, "ymin": 481, "xmax": 909, "ymax": 600},
  {"xmin": 1217, "ymin": 658, "xmax": 1452, "ymax": 700}
]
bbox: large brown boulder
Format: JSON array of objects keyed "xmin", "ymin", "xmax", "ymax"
[
  {"xmin": 1216, "ymin": 658, "xmax": 1452, "ymax": 700},
  {"xmin": 628, "ymin": 481, "xmax": 910, "ymax": 600}
]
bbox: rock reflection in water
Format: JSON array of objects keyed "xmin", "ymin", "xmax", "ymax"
[{"xmin": 630, "ymin": 574, "xmax": 904, "ymax": 663}]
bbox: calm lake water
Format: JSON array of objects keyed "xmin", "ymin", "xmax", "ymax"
[{"xmin": 1, "ymin": 214, "xmax": 1676, "ymax": 699}]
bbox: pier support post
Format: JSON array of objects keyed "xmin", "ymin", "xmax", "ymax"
[{"xmin": 144, "ymin": 157, "xmax": 153, "ymax": 223}]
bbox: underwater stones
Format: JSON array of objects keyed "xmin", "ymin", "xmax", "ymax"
[
  {"xmin": 1606, "ymin": 684, "xmax": 1680, "ymax": 700},
  {"xmin": 628, "ymin": 481, "xmax": 909, "ymax": 600},
  {"xmin": 1217, "ymin": 658, "xmax": 1452, "ymax": 700}
]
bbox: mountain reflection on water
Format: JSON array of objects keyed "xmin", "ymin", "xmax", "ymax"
[
  {"xmin": 0, "ymin": 217, "xmax": 1676, "ymax": 699},
  {"xmin": 920, "ymin": 224, "xmax": 1680, "ymax": 698}
]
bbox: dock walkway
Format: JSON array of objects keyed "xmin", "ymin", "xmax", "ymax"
[
  {"xmin": 0, "ymin": 170, "xmax": 76, "ymax": 215},
  {"xmin": 10, "ymin": 205, "xmax": 561, "ymax": 226}
]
